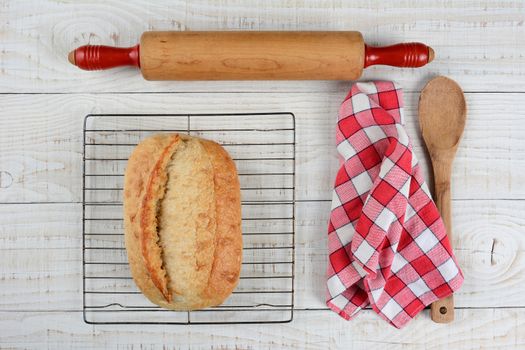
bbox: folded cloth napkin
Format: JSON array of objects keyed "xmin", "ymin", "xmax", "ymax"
[{"xmin": 326, "ymin": 81, "xmax": 464, "ymax": 328}]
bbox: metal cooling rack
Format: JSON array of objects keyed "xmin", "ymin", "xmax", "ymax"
[{"xmin": 82, "ymin": 113, "xmax": 295, "ymax": 325}]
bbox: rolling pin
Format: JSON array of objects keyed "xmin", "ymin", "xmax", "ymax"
[{"xmin": 68, "ymin": 31, "xmax": 434, "ymax": 80}]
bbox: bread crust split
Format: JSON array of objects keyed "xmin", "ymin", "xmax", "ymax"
[{"xmin": 123, "ymin": 133, "xmax": 242, "ymax": 310}]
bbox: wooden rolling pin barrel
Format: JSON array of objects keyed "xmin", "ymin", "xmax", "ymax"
[{"xmin": 68, "ymin": 31, "xmax": 434, "ymax": 80}]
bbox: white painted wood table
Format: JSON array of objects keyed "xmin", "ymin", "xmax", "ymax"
[{"xmin": 1, "ymin": 1, "xmax": 524, "ymax": 349}]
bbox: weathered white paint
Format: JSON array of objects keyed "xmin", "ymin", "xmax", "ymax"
[
  {"xmin": 0, "ymin": 309, "xmax": 524, "ymax": 349},
  {"xmin": 0, "ymin": 1, "xmax": 524, "ymax": 93},
  {"xmin": 1, "ymin": 0, "xmax": 524, "ymax": 348},
  {"xmin": 1, "ymin": 200, "xmax": 523, "ymax": 313},
  {"xmin": 0, "ymin": 93, "xmax": 523, "ymax": 204}
]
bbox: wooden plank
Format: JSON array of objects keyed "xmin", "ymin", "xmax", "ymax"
[
  {"xmin": 0, "ymin": 200, "xmax": 523, "ymax": 311},
  {"xmin": 0, "ymin": 93, "xmax": 523, "ymax": 203},
  {"xmin": 0, "ymin": 1, "xmax": 522, "ymax": 348},
  {"xmin": 0, "ymin": 1, "xmax": 524, "ymax": 93},
  {"xmin": 0, "ymin": 309, "xmax": 523, "ymax": 349}
]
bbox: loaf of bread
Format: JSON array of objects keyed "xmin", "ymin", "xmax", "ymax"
[{"xmin": 123, "ymin": 133, "xmax": 242, "ymax": 310}]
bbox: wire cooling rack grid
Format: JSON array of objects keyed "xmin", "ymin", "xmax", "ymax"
[{"xmin": 82, "ymin": 113, "xmax": 295, "ymax": 324}]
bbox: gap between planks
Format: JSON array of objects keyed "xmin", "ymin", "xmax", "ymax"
[
  {"xmin": 1, "ymin": 91, "xmax": 525, "ymax": 95},
  {"xmin": 0, "ymin": 198, "xmax": 521, "ymax": 205},
  {"xmin": 3, "ymin": 306, "xmax": 525, "ymax": 313}
]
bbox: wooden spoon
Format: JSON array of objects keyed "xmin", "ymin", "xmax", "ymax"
[{"xmin": 418, "ymin": 76, "xmax": 467, "ymax": 323}]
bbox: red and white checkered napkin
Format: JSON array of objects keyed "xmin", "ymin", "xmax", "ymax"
[{"xmin": 326, "ymin": 81, "xmax": 464, "ymax": 328}]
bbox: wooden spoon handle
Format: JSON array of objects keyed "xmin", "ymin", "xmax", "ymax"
[
  {"xmin": 430, "ymin": 160, "xmax": 455, "ymax": 323},
  {"xmin": 431, "ymin": 295, "xmax": 455, "ymax": 322}
]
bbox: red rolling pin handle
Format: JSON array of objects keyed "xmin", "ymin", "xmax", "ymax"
[
  {"xmin": 68, "ymin": 45, "xmax": 140, "ymax": 70},
  {"xmin": 364, "ymin": 43, "xmax": 434, "ymax": 68}
]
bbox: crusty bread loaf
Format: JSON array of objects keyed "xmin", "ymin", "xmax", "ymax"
[{"xmin": 123, "ymin": 133, "xmax": 242, "ymax": 310}]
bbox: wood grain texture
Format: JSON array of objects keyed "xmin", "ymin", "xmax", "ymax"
[
  {"xmin": 0, "ymin": 92, "xmax": 524, "ymax": 204},
  {"xmin": 1, "ymin": 0, "xmax": 524, "ymax": 348},
  {"xmin": 139, "ymin": 31, "xmax": 365, "ymax": 80},
  {"xmin": 0, "ymin": 0, "xmax": 523, "ymax": 92},
  {"xmin": 0, "ymin": 309, "xmax": 524, "ymax": 349},
  {"xmin": 1, "ymin": 200, "xmax": 523, "ymax": 312}
]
